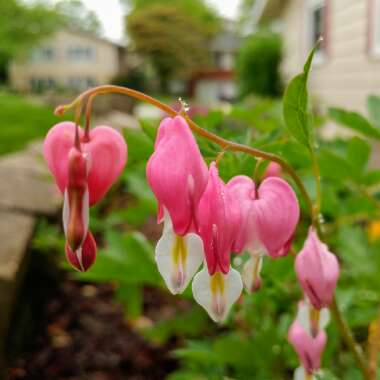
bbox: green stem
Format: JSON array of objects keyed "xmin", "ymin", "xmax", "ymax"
[{"xmin": 330, "ymin": 297, "xmax": 372, "ymax": 379}]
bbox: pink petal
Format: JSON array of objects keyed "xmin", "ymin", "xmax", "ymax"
[
  {"xmin": 288, "ymin": 319, "xmax": 326, "ymax": 375},
  {"xmin": 44, "ymin": 122, "xmax": 127, "ymax": 206},
  {"xmin": 255, "ymin": 177, "xmax": 300, "ymax": 258},
  {"xmin": 227, "ymin": 175, "xmax": 256, "ymax": 253},
  {"xmin": 65, "ymin": 231, "xmax": 97, "ymax": 272},
  {"xmin": 146, "ymin": 116, "xmax": 208, "ymax": 235},
  {"xmin": 197, "ymin": 163, "xmax": 240, "ymax": 274}
]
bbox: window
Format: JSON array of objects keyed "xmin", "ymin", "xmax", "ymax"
[
  {"xmin": 67, "ymin": 77, "xmax": 97, "ymax": 90},
  {"xmin": 30, "ymin": 77, "xmax": 56, "ymax": 93},
  {"xmin": 306, "ymin": 0, "xmax": 327, "ymax": 62},
  {"xmin": 29, "ymin": 47, "xmax": 55, "ymax": 62},
  {"xmin": 373, "ymin": 0, "xmax": 380, "ymax": 55},
  {"xmin": 67, "ymin": 46, "xmax": 95, "ymax": 61}
]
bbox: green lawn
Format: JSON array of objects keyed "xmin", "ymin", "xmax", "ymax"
[{"xmin": 0, "ymin": 91, "xmax": 61, "ymax": 155}]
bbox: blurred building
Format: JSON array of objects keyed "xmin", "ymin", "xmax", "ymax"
[
  {"xmin": 253, "ymin": 0, "xmax": 380, "ymax": 114},
  {"xmin": 189, "ymin": 21, "xmax": 241, "ymax": 104},
  {"xmin": 10, "ymin": 29, "xmax": 126, "ymax": 93}
]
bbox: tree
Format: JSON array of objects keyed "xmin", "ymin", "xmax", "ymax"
[
  {"xmin": 55, "ymin": 0, "xmax": 102, "ymax": 35},
  {"xmin": 125, "ymin": 0, "xmax": 220, "ymax": 91},
  {"xmin": 0, "ymin": 0, "xmax": 62, "ymax": 81}
]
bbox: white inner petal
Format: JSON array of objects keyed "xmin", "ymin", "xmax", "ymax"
[
  {"xmin": 62, "ymin": 189, "xmax": 69, "ymax": 237},
  {"xmin": 155, "ymin": 217, "xmax": 204, "ymax": 295},
  {"xmin": 297, "ymin": 301, "xmax": 330, "ymax": 336},
  {"xmin": 242, "ymin": 254, "xmax": 263, "ymax": 293},
  {"xmin": 192, "ymin": 266, "xmax": 243, "ymax": 323}
]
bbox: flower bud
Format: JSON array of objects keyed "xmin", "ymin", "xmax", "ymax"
[
  {"xmin": 295, "ymin": 228, "xmax": 340, "ymax": 309},
  {"xmin": 288, "ymin": 319, "xmax": 326, "ymax": 375}
]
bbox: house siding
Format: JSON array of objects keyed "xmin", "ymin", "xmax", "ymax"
[
  {"xmin": 10, "ymin": 30, "xmax": 122, "ymax": 92},
  {"xmin": 281, "ymin": 0, "xmax": 379, "ymax": 114}
]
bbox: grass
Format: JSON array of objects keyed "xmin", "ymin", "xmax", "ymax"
[{"xmin": 0, "ymin": 91, "xmax": 61, "ymax": 155}]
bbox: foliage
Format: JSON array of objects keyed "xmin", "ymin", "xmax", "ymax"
[
  {"xmin": 0, "ymin": 0, "xmax": 62, "ymax": 81},
  {"xmin": 54, "ymin": 0, "xmax": 102, "ymax": 35},
  {"xmin": 236, "ymin": 30, "xmax": 283, "ymax": 98},
  {"xmin": 31, "ymin": 44, "xmax": 380, "ymax": 379},
  {"xmin": 0, "ymin": 91, "xmax": 61, "ymax": 155},
  {"xmin": 126, "ymin": 1, "xmax": 220, "ymax": 90},
  {"xmin": 112, "ymin": 68, "xmax": 148, "ymax": 93}
]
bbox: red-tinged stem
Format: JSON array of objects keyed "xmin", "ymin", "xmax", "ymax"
[
  {"xmin": 55, "ymin": 84, "xmax": 370, "ymax": 378},
  {"xmin": 56, "ymin": 85, "xmax": 314, "ymax": 222}
]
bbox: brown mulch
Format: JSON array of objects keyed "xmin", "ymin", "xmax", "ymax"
[{"xmin": 7, "ymin": 278, "xmax": 178, "ymax": 380}]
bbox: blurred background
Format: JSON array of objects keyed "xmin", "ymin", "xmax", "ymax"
[{"xmin": 0, "ymin": 0, "xmax": 380, "ymax": 379}]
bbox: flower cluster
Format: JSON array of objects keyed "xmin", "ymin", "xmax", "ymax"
[
  {"xmin": 288, "ymin": 228, "xmax": 340, "ymax": 379},
  {"xmin": 146, "ymin": 115, "xmax": 300, "ymax": 322},
  {"xmin": 44, "ymin": 121, "xmax": 127, "ymax": 271}
]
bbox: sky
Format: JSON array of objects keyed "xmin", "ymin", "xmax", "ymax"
[{"xmin": 67, "ymin": 0, "xmax": 241, "ymax": 42}]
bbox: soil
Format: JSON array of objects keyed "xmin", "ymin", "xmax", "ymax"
[{"xmin": 6, "ymin": 253, "xmax": 180, "ymax": 380}]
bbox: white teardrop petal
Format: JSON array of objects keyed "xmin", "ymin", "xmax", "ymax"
[
  {"xmin": 319, "ymin": 307, "xmax": 330, "ymax": 330},
  {"xmin": 155, "ymin": 223, "xmax": 204, "ymax": 295},
  {"xmin": 294, "ymin": 367, "xmax": 306, "ymax": 380},
  {"xmin": 81, "ymin": 187, "xmax": 89, "ymax": 243},
  {"xmin": 62, "ymin": 189, "xmax": 70, "ymax": 237},
  {"xmin": 242, "ymin": 255, "xmax": 263, "ymax": 293},
  {"xmin": 192, "ymin": 266, "xmax": 243, "ymax": 323}
]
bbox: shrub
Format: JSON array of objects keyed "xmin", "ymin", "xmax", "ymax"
[{"xmin": 236, "ymin": 31, "xmax": 283, "ymax": 98}]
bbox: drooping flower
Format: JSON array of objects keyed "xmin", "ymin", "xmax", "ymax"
[
  {"xmin": 146, "ymin": 116, "xmax": 208, "ymax": 294},
  {"xmin": 227, "ymin": 175, "xmax": 299, "ymax": 292},
  {"xmin": 288, "ymin": 319, "xmax": 326, "ymax": 377},
  {"xmin": 44, "ymin": 121, "xmax": 127, "ymax": 206},
  {"xmin": 295, "ymin": 228, "xmax": 340, "ymax": 309},
  {"xmin": 192, "ymin": 163, "xmax": 243, "ymax": 322},
  {"xmin": 44, "ymin": 121, "xmax": 127, "ymax": 271}
]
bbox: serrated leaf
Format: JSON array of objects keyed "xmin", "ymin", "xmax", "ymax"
[
  {"xmin": 283, "ymin": 44, "xmax": 318, "ymax": 148},
  {"xmin": 328, "ymin": 108, "xmax": 380, "ymax": 139}
]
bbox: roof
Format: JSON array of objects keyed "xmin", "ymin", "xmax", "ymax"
[
  {"xmin": 64, "ymin": 28, "xmax": 127, "ymax": 49},
  {"xmin": 250, "ymin": 0, "xmax": 288, "ymax": 26}
]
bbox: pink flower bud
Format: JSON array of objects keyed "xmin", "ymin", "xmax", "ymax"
[
  {"xmin": 295, "ymin": 228, "xmax": 340, "ymax": 309},
  {"xmin": 263, "ymin": 162, "xmax": 282, "ymax": 178},
  {"xmin": 44, "ymin": 122, "xmax": 127, "ymax": 206},
  {"xmin": 146, "ymin": 116, "xmax": 208, "ymax": 236},
  {"xmin": 65, "ymin": 231, "xmax": 97, "ymax": 272},
  {"xmin": 288, "ymin": 319, "xmax": 326, "ymax": 375}
]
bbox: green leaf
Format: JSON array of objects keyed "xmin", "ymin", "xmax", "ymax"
[
  {"xmin": 328, "ymin": 107, "xmax": 380, "ymax": 139},
  {"xmin": 283, "ymin": 44, "xmax": 318, "ymax": 148},
  {"xmin": 367, "ymin": 94, "xmax": 380, "ymax": 128},
  {"xmin": 139, "ymin": 118, "xmax": 157, "ymax": 141},
  {"xmin": 347, "ymin": 137, "xmax": 370, "ymax": 171}
]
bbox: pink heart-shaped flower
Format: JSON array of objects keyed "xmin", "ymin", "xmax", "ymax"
[{"xmin": 44, "ymin": 122, "xmax": 127, "ymax": 206}]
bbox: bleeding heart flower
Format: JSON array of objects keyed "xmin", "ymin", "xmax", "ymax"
[
  {"xmin": 296, "ymin": 300, "xmax": 330, "ymax": 339},
  {"xmin": 193, "ymin": 163, "xmax": 242, "ymax": 322},
  {"xmin": 146, "ymin": 116, "xmax": 208, "ymax": 294},
  {"xmin": 44, "ymin": 121, "xmax": 127, "ymax": 271},
  {"xmin": 295, "ymin": 228, "xmax": 340, "ymax": 309},
  {"xmin": 227, "ymin": 175, "xmax": 299, "ymax": 292},
  {"xmin": 44, "ymin": 121, "xmax": 127, "ymax": 206},
  {"xmin": 288, "ymin": 319, "xmax": 326, "ymax": 377}
]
